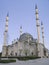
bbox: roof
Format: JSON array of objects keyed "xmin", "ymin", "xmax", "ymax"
[{"xmin": 19, "ymin": 33, "xmax": 36, "ymax": 43}]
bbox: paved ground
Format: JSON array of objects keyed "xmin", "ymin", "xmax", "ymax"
[{"xmin": 0, "ymin": 58, "xmax": 49, "ymax": 65}]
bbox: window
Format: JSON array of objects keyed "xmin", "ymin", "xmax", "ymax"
[
  {"xmin": 25, "ymin": 52, "xmax": 27, "ymax": 56},
  {"xmin": 31, "ymin": 52, "xmax": 33, "ymax": 55},
  {"xmin": 10, "ymin": 51, "xmax": 13, "ymax": 56},
  {"xmin": 16, "ymin": 42, "xmax": 18, "ymax": 44},
  {"xmin": 15, "ymin": 53, "xmax": 17, "ymax": 56}
]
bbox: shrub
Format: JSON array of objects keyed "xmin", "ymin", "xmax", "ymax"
[
  {"xmin": 1, "ymin": 56, "xmax": 41, "ymax": 61},
  {"xmin": 16, "ymin": 56, "xmax": 41, "ymax": 61},
  {"xmin": 0, "ymin": 52, "xmax": 2, "ymax": 57},
  {"xmin": 0, "ymin": 59, "xmax": 16, "ymax": 63}
]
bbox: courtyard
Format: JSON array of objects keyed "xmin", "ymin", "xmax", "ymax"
[{"xmin": 0, "ymin": 58, "xmax": 49, "ymax": 65}]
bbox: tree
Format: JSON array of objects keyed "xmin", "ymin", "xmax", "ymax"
[{"xmin": 0, "ymin": 52, "xmax": 2, "ymax": 57}]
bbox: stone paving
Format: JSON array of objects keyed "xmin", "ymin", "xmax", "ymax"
[{"xmin": 0, "ymin": 58, "xmax": 49, "ymax": 65}]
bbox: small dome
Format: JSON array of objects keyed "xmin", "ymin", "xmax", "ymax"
[{"xmin": 19, "ymin": 33, "xmax": 33, "ymax": 42}]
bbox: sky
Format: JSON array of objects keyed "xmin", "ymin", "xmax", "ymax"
[{"xmin": 0, "ymin": 0, "xmax": 49, "ymax": 52}]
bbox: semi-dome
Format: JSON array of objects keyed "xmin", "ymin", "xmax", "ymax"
[{"xmin": 19, "ymin": 33, "xmax": 33, "ymax": 42}]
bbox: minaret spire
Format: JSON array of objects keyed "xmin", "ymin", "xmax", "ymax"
[
  {"xmin": 4, "ymin": 13, "xmax": 9, "ymax": 46},
  {"xmin": 20, "ymin": 26, "xmax": 22, "ymax": 36},
  {"xmin": 35, "ymin": 5, "xmax": 40, "ymax": 43},
  {"xmin": 41, "ymin": 22, "xmax": 44, "ymax": 45}
]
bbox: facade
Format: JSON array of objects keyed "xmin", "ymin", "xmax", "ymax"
[
  {"xmin": 2, "ymin": 5, "xmax": 49, "ymax": 58},
  {"xmin": 2, "ymin": 33, "xmax": 48, "ymax": 57}
]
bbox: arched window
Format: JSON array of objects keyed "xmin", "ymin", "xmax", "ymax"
[
  {"xmin": 25, "ymin": 52, "xmax": 27, "ymax": 56},
  {"xmin": 31, "ymin": 52, "xmax": 33, "ymax": 55},
  {"xmin": 15, "ymin": 53, "xmax": 17, "ymax": 56},
  {"xmin": 10, "ymin": 51, "xmax": 13, "ymax": 56}
]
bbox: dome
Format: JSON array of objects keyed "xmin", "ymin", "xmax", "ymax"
[{"xmin": 19, "ymin": 33, "xmax": 33, "ymax": 42}]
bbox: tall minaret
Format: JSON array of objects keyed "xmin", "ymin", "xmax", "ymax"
[
  {"xmin": 4, "ymin": 13, "xmax": 9, "ymax": 46},
  {"xmin": 20, "ymin": 26, "xmax": 22, "ymax": 36},
  {"xmin": 41, "ymin": 22, "xmax": 44, "ymax": 45},
  {"xmin": 35, "ymin": 5, "xmax": 40, "ymax": 43},
  {"xmin": 2, "ymin": 13, "xmax": 9, "ymax": 57}
]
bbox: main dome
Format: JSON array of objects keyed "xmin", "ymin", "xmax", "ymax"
[{"xmin": 19, "ymin": 33, "xmax": 33, "ymax": 42}]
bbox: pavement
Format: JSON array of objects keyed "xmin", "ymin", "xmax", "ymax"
[{"xmin": 0, "ymin": 58, "xmax": 49, "ymax": 65}]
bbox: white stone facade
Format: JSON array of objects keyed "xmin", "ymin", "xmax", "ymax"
[{"xmin": 2, "ymin": 33, "xmax": 48, "ymax": 58}]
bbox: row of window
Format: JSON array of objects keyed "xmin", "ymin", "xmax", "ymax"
[{"xmin": 9, "ymin": 52, "xmax": 33, "ymax": 56}]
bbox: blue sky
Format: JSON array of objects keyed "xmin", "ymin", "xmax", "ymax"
[{"xmin": 0, "ymin": 0, "xmax": 49, "ymax": 52}]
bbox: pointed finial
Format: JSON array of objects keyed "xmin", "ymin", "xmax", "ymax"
[
  {"xmin": 41, "ymin": 22, "xmax": 43, "ymax": 25},
  {"xmin": 7, "ymin": 12, "xmax": 9, "ymax": 17},
  {"xmin": 35, "ymin": 4, "xmax": 38, "ymax": 9},
  {"xmin": 6, "ymin": 13, "xmax": 9, "ymax": 21},
  {"xmin": 20, "ymin": 26, "xmax": 22, "ymax": 29}
]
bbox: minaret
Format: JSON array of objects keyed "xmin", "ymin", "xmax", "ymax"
[
  {"xmin": 2, "ymin": 13, "xmax": 9, "ymax": 57},
  {"xmin": 35, "ymin": 5, "xmax": 42, "ymax": 57},
  {"xmin": 41, "ymin": 22, "xmax": 44, "ymax": 45},
  {"xmin": 20, "ymin": 26, "xmax": 22, "ymax": 36},
  {"xmin": 35, "ymin": 5, "xmax": 40, "ymax": 43},
  {"xmin": 4, "ymin": 13, "xmax": 9, "ymax": 46}
]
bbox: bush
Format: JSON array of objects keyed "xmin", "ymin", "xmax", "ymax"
[
  {"xmin": 0, "ymin": 52, "xmax": 2, "ymax": 57},
  {"xmin": 0, "ymin": 59, "xmax": 16, "ymax": 63},
  {"xmin": 16, "ymin": 56, "xmax": 41, "ymax": 61},
  {"xmin": 1, "ymin": 56, "xmax": 41, "ymax": 61}
]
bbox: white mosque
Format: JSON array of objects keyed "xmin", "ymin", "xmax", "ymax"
[{"xmin": 2, "ymin": 5, "xmax": 49, "ymax": 58}]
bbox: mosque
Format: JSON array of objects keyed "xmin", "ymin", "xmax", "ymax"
[{"xmin": 2, "ymin": 5, "xmax": 49, "ymax": 58}]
